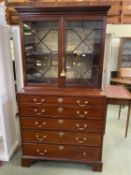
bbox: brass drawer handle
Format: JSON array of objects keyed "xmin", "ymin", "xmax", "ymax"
[
  {"xmin": 76, "ymin": 123, "xmax": 87, "ymax": 130},
  {"xmin": 36, "ymin": 149, "xmax": 47, "ymax": 156},
  {"xmin": 83, "ymin": 152, "xmax": 87, "ymax": 156},
  {"xmin": 58, "ymin": 131, "xmax": 64, "ymax": 137},
  {"xmin": 36, "ymin": 134, "xmax": 47, "ymax": 141},
  {"xmin": 57, "ymin": 107, "xmax": 64, "ymax": 113},
  {"xmin": 75, "ymin": 137, "xmax": 87, "ymax": 143},
  {"xmin": 35, "ymin": 121, "xmax": 46, "ymax": 128},
  {"xmin": 34, "ymin": 108, "xmax": 45, "ymax": 115},
  {"xmin": 57, "ymin": 97, "xmax": 64, "ymax": 103},
  {"xmin": 76, "ymin": 111, "xmax": 88, "ymax": 118},
  {"xmin": 58, "ymin": 145, "xmax": 64, "ymax": 151},
  {"xmin": 77, "ymin": 100, "xmax": 88, "ymax": 107},
  {"xmin": 33, "ymin": 98, "xmax": 45, "ymax": 105}
]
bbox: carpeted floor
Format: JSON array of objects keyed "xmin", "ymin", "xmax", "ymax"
[{"xmin": 0, "ymin": 105, "xmax": 131, "ymax": 175}]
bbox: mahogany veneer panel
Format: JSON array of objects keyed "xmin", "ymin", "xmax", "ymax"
[
  {"xmin": 22, "ymin": 130, "xmax": 102, "ymax": 146},
  {"xmin": 20, "ymin": 117, "xmax": 104, "ymax": 133},
  {"xmin": 17, "ymin": 88, "xmax": 107, "ymax": 172},
  {"xmin": 22, "ymin": 143, "xmax": 101, "ymax": 161},
  {"xmin": 16, "ymin": 4, "xmax": 109, "ymax": 172},
  {"xmin": 19, "ymin": 105, "xmax": 105, "ymax": 119},
  {"xmin": 18, "ymin": 95, "xmax": 105, "ymax": 106}
]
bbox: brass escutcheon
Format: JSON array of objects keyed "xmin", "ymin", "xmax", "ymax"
[
  {"xmin": 58, "ymin": 131, "xmax": 65, "ymax": 137},
  {"xmin": 58, "ymin": 119, "xmax": 64, "ymax": 125},
  {"xmin": 57, "ymin": 97, "xmax": 64, "ymax": 103},
  {"xmin": 57, "ymin": 107, "xmax": 64, "ymax": 113}
]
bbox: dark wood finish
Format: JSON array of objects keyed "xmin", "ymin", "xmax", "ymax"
[
  {"xmin": 21, "ymin": 158, "xmax": 34, "ymax": 167},
  {"xmin": 17, "ymin": 90, "xmax": 107, "ymax": 171},
  {"xmin": 91, "ymin": 162, "xmax": 103, "ymax": 172},
  {"xmin": 15, "ymin": 5, "xmax": 109, "ymax": 88},
  {"xmin": 19, "ymin": 105, "xmax": 105, "ymax": 119},
  {"xmin": 18, "ymin": 95, "xmax": 105, "ymax": 105},
  {"xmin": 16, "ymin": 4, "xmax": 109, "ymax": 172},
  {"xmin": 22, "ymin": 143, "xmax": 101, "ymax": 161},
  {"xmin": 20, "ymin": 117, "xmax": 104, "ymax": 133},
  {"xmin": 17, "ymin": 88, "xmax": 105, "ymax": 96},
  {"xmin": 22, "ymin": 130, "xmax": 102, "ymax": 146}
]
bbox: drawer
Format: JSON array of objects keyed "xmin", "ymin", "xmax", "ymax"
[
  {"xmin": 20, "ymin": 117, "xmax": 104, "ymax": 133},
  {"xmin": 23, "ymin": 143, "xmax": 101, "ymax": 161},
  {"xmin": 19, "ymin": 105, "xmax": 105, "ymax": 119},
  {"xmin": 18, "ymin": 95, "xmax": 105, "ymax": 106},
  {"xmin": 22, "ymin": 130, "xmax": 102, "ymax": 146}
]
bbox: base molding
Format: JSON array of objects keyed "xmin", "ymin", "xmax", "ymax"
[{"xmin": 21, "ymin": 156, "xmax": 103, "ymax": 172}]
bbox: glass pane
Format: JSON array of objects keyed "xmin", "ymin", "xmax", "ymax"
[
  {"xmin": 65, "ymin": 21, "xmax": 102, "ymax": 87},
  {"xmin": 23, "ymin": 21, "xmax": 58, "ymax": 84},
  {"xmin": 121, "ymin": 39, "xmax": 131, "ymax": 67}
]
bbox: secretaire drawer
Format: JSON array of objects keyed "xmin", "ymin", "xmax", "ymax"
[
  {"xmin": 19, "ymin": 105, "xmax": 105, "ymax": 119},
  {"xmin": 23, "ymin": 143, "xmax": 101, "ymax": 161},
  {"xmin": 22, "ymin": 130, "xmax": 102, "ymax": 146},
  {"xmin": 20, "ymin": 117, "xmax": 104, "ymax": 133},
  {"xmin": 17, "ymin": 95, "xmax": 105, "ymax": 106}
]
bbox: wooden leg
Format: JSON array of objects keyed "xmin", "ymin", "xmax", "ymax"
[
  {"xmin": 118, "ymin": 105, "xmax": 122, "ymax": 120},
  {"xmin": 125, "ymin": 105, "xmax": 131, "ymax": 138},
  {"xmin": 90, "ymin": 162, "xmax": 103, "ymax": 172},
  {"xmin": 22, "ymin": 158, "xmax": 34, "ymax": 167},
  {"xmin": 0, "ymin": 161, "xmax": 3, "ymax": 166}
]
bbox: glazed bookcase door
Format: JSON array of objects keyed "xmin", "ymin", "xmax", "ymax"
[
  {"xmin": 120, "ymin": 38, "xmax": 131, "ymax": 68},
  {"xmin": 23, "ymin": 20, "xmax": 59, "ymax": 85},
  {"xmin": 64, "ymin": 18, "xmax": 103, "ymax": 88},
  {"xmin": 22, "ymin": 16, "xmax": 104, "ymax": 88}
]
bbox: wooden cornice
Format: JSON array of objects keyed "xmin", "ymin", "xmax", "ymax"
[
  {"xmin": 15, "ymin": 5, "xmax": 110, "ymax": 15},
  {"xmin": 5, "ymin": 0, "xmax": 131, "ymax": 25},
  {"xmin": 6, "ymin": 1, "xmax": 111, "ymax": 25}
]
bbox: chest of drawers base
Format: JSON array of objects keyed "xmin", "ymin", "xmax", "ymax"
[
  {"xmin": 21, "ymin": 156, "xmax": 103, "ymax": 172},
  {"xmin": 17, "ymin": 89, "xmax": 107, "ymax": 172}
]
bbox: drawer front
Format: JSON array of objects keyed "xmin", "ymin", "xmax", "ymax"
[
  {"xmin": 18, "ymin": 95, "xmax": 105, "ymax": 106},
  {"xmin": 22, "ymin": 130, "xmax": 102, "ymax": 146},
  {"xmin": 19, "ymin": 105, "xmax": 105, "ymax": 119},
  {"xmin": 23, "ymin": 143, "xmax": 101, "ymax": 161},
  {"xmin": 20, "ymin": 117, "xmax": 104, "ymax": 133}
]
